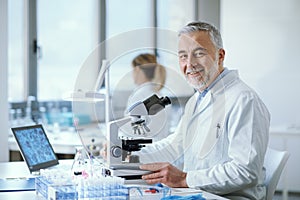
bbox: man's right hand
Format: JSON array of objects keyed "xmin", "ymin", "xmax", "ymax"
[
  {"xmin": 100, "ymin": 143, "xmax": 107, "ymax": 160},
  {"xmin": 140, "ymin": 162, "xmax": 188, "ymax": 188}
]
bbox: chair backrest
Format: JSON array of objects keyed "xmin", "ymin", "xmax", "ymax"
[{"xmin": 263, "ymin": 147, "xmax": 289, "ymax": 200}]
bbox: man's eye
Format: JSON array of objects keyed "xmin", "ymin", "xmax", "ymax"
[
  {"xmin": 179, "ymin": 54, "xmax": 187, "ymax": 60},
  {"xmin": 194, "ymin": 51, "xmax": 205, "ymax": 58}
]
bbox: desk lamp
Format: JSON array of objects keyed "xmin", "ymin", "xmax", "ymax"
[{"xmin": 63, "ymin": 60, "xmax": 109, "ymax": 102}]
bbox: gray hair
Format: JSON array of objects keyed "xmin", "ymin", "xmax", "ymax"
[{"xmin": 178, "ymin": 21, "xmax": 223, "ymax": 49}]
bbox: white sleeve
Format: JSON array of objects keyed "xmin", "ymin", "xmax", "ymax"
[{"xmin": 136, "ymin": 117, "xmax": 185, "ymax": 167}]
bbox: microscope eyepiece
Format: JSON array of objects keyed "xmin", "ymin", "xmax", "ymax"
[
  {"xmin": 160, "ymin": 96, "xmax": 171, "ymax": 106},
  {"xmin": 143, "ymin": 94, "xmax": 171, "ymax": 115}
]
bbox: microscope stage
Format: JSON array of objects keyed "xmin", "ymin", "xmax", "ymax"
[{"xmin": 108, "ymin": 163, "xmax": 150, "ymax": 180}]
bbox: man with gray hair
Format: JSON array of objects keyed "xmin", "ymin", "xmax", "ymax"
[{"xmin": 139, "ymin": 21, "xmax": 270, "ymax": 200}]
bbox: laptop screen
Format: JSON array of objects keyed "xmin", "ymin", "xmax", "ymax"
[{"xmin": 11, "ymin": 124, "xmax": 59, "ymax": 173}]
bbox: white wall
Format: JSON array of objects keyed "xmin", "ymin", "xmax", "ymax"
[
  {"xmin": 221, "ymin": 0, "xmax": 300, "ymax": 127},
  {"xmin": 0, "ymin": 0, "xmax": 9, "ymax": 162}
]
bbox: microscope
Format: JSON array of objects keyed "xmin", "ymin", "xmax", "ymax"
[{"xmin": 105, "ymin": 94, "xmax": 171, "ymax": 180}]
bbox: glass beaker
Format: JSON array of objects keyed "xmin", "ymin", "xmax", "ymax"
[{"xmin": 71, "ymin": 146, "xmax": 93, "ymax": 179}]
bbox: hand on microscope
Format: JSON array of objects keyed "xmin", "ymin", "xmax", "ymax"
[{"xmin": 139, "ymin": 162, "xmax": 188, "ymax": 188}]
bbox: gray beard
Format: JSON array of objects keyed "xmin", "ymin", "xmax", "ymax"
[{"xmin": 187, "ymin": 76, "xmax": 208, "ymax": 90}]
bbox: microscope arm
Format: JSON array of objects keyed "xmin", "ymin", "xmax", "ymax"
[{"xmin": 106, "ymin": 117, "xmax": 131, "ymax": 167}]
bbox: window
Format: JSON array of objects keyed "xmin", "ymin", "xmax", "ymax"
[
  {"xmin": 157, "ymin": 0, "xmax": 195, "ymax": 30},
  {"xmin": 8, "ymin": 0, "xmax": 25, "ymax": 102},
  {"xmin": 9, "ymin": 0, "xmax": 197, "ymax": 102},
  {"xmin": 106, "ymin": 0, "xmax": 154, "ymax": 91},
  {"xmin": 8, "ymin": 0, "xmax": 197, "ymax": 122},
  {"xmin": 37, "ymin": 0, "xmax": 98, "ymax": 101},
  {"xmin": 106, "ymin": 0, "xmax": 195, "ymax": 121},
  {"xmin": 156, "ymin": 0, "xmax": 196, "ymax": 92}
]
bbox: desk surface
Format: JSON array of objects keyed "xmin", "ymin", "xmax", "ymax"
[
  {"xmin": 0, "ymin": 161, "xmax": 228, "ymax": 200},
  {"xmin": 0, "ymin": 190, "xmax": 228, "ymax": 200},
  {"xmin": 0, "ymin": 161, "xmax": 30, "ymax": 179},
  {"xmin": 270, "ymin": 125, "xmax": 300, "ymax": 135}
]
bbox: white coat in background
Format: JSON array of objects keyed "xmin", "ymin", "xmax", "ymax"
[{"xmin": 138, "ymin": 70, "xmax": 270, "ymax": 200}]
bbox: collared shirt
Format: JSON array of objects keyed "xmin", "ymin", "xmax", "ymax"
[{"xmin": 194, "ymin": 68, "xmax": 229, "ymax": 112}]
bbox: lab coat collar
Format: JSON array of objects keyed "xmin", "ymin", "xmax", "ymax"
[
  {"xmin": 193, "ymin": 70, "xmax": 239, "ymax": 116},
  {"xmin": 210, "ymin": 69, "xmax": 239, "ymax": 96}
]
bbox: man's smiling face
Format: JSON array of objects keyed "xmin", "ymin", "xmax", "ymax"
[{"xmin": 178, "ymin": 31, "xmax": 225, "ymax": 92}]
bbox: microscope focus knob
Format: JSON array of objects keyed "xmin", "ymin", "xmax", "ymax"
[{"xmin": 111, "ymin": 146, "xmax": 122, "ymax": 158}]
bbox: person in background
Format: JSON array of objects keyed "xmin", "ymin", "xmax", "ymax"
[
  {"xmin": 138, "ymin": 21, "xmax": 270, "ymax": 200},
  {"xmin": 120, "ymin": 53, "xmax": 172, "ymax": 142},
  {"xmin": 127, "ymin": 53, "xmax": 166, "ymax": 106}
]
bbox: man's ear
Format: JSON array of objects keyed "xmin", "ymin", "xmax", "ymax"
[{"xmin": 218, "ymin": 48, "xmax": 225, "ymax": 65}]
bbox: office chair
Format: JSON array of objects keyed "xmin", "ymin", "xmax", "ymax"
[{"xmin": 263, "ymin": 147, "xmax": 289, "ymax": 200}]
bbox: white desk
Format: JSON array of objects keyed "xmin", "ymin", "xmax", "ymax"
[
  {"xmin": 0, "ymin": 161, "xmax": 228, "ymax": 200},
  {"xmin": 0, "ymin": 190, "xmax": 228, "ymax": 200},
  {"xmin": 0, "ymin": 161, "xmax": 72, "ymax": 199}
]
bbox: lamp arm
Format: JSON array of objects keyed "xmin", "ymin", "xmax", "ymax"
[{"xmin": 93, "ymin": 59, "xmax": 109, "ymax": 92}]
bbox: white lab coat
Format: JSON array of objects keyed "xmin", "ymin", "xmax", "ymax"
[
  {"xmin": 120, "ymin": 82, "xmax": 172, "ymax": 142},
  {"xmin": 138, "ymin": 70, "xmax": 270, "ymax": 200}
]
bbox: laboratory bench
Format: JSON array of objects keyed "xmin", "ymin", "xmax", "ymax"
[
  {"xmin": 0, "ymin": 161, "xmax": 228, "ymax": 200},
  {"xmin": 7, "ymin": 122, "xmax": 300, "ymax": 199}
]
